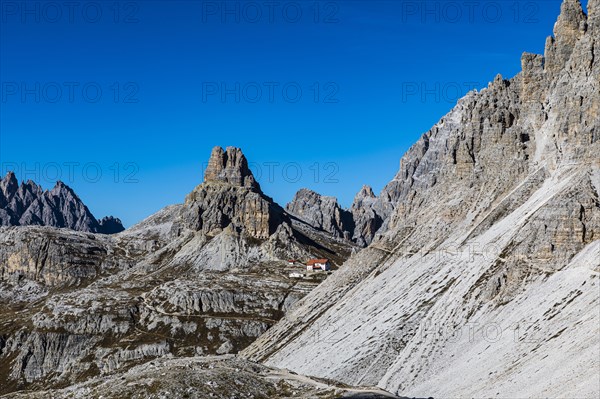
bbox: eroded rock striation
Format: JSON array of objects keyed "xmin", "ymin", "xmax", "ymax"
[{"xmin": 242, "ymin": 1, "xmax": 600, "ymax": 398}]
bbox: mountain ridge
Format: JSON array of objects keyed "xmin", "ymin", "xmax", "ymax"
[
  {"xmin": 0, "ymin": 171, "xmax": 124, "ymax": 234},
  {"xmin": 240, "ymin": 1, "xmax": 600, "ymax": 397}
]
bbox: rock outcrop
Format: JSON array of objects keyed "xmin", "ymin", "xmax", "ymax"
[
  {"xmin": 285, "ymin": 188, "xmax": 353, "ymax": 239},
  {"xmin": 241, "ymin": 2, "xmax": 600, "ymax": 398},
  {"xmin": 350, "ymin": 185, "xmax": 384, "ymax": 246},
  {"xmin": 0, "ymin": 173, "xmax": 124, "ymax": 234},
  {"xmin": 97, "ymin": 216, "xmax": 125, "ymax": 234},
  {"xmin": 0, "ymin": 227, "xmax": 132, "ymax": 287},
  {"xmin": 285, "ymin": 184, "xmax": 403, "ymax": 247},
  {"xmin": 181, "ymin": 146, "xmax": 286, "ymax": 240}
]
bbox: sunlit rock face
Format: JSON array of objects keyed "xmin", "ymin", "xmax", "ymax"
[
  {"xmin": 181, "ymin": 146, "xmax": 287, "ymax": 240},
  {"xmin": 0, "ymin": 146, "xmax": 357, "ymax": 395},
  {"xmin": 241, "ymin": 2, "xmax": 600, "ymax": 398}
]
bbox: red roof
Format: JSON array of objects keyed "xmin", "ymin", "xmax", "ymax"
[{"xmin": 307, "ymin": 259, "xmax": 329, "ymax": 266}]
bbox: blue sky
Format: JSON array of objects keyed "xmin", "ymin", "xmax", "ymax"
[{"xmin": 0, "ymin": 0, "xmax": 574, "ymax": 226}]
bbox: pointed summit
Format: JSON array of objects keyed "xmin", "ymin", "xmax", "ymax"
[
  {"xmin": 52, "ymin": 180, "xmax": 75, "ymax": 193},
  {"xmin": 350, "ymin": 185, "xmax": 383, "ymax": 246},
  {"xmin": 544, "ymin": 0, "xmax": 587, "ymax": 74},
  {"xmin": 204, "ymin": 146, "xmax": 260, "ymax": 191},
  {"xmin": 0, "ymin": 174, "xmax": 123, "ymax": 233},
  {"xmin": 357, "ymin": 185, "xmax": 376, "ymax": 199},
  {"xmin": 0, "ymin": 171, "xmax": 19, "ymax": 200},
  {"xmin": 351, "ymin": 185, "xmax": 377, "ymax": 210},
  {"xmin": 555, "ymin": 0, "xmax": 586, "ymax": 35}
]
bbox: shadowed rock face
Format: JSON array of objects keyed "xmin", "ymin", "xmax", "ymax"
[
  {"xmin": 350, "ymin": 185, "xmax": 384, "ymax": 246},
  {"xmin": 0, "ymin": 173, "xmax": 124, "ymax": 234},
  {"xmin": 286, "ymin": 188, "xmax": 354, "ymax": 239},
  {"xmin": 97, "ymin": 216, "xmax": 126, "ymax": 234}
]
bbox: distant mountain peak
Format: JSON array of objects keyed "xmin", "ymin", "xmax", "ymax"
[
  {"xmin": 0, "ymin": 171, "xmax": 19, "ymax": 200},
  {"xmin": 356, "ymin": 185, "xmax": 376, "ymax": 199},
  {"xmin": 0, "ymin": 172, "xmax": 124, "ymax": 234},
  {"xmin": 97, "ymin": 216, "xmax": 125, "ymax": 234},
  {"xmin": 286, "ymin": 188, "xmax": 352, "ymax": 240}
]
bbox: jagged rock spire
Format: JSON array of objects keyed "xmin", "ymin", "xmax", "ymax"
[
  {"xmin": 183, "ymin": 146, "xmax": 285, "ymax": 239},
  {"xmin": 204, "ymin": 146, "xmax": 260, "ymax": 191},
  {"xmin": 350, "ymin": 185, "xmax": 383, "ymax": 246},
  {"xmin": 0, "ymin": 172, "xmax": 123, "ymax": 233},
  {"xmin": 354, "ymin": 185, "xmax": 376, "ymax": 200},
  {"xmin": 0, "ymin": 171, "xmax": 19, "ymax": 203},
  {"xmin": 544, "ymin": 0, "xmax": 587, "ymax": 74}
]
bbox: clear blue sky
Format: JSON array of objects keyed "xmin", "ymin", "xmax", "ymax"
[{"xmin": 0, "ymin": 0, "xmax": 574, "ymax": 226}]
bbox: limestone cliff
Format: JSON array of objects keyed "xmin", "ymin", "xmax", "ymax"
[
  {"xmin": 241, "ymin": 1, "xmax": 600, "ymax": 398},
  {"xmin": 181, "ymin": 146, "xmax": 286, "ymax": 240}
]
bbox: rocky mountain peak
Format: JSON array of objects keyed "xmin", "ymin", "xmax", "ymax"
[
  {"xmin": 50, "ymin": 180, "xmax": 77, "ymax": 196},
  {"xmin": 242, "ymin": 2, "xmax": 600, "ymax": 396},
  {"xmin": 353, "ymin": 185, "xmax": 376, "ymax": 202},
  {"xmin": 97, "ymin": 216, "xmax": 125, "ymax": 234},
  {"xmin": 556, "ymin": 0, "xmax": 587, "ymax": 32},
  {"xmin": 0, "ymin": 173, "xmax": 124, "ymax": 234},
  {"xmin": 285, "ymin": 189, "xmax": 352, "ymax": 239},
  {"xmin": 0, "ymin": 172, "xmax": 19, "ymax": 203},
  {"xmin": 545, "ymin": 0, "xmax": 588, "ymax": 74},
  {"xmin": 204, "ymin": 146, "xmax": 260, "ymax": 191},
  {"xmin": 182, "ymin": 147, "xmax": 285, "ymax": 239},
  {"xmin": 349, "ymin": 185, "xmax": 384, "ymax": 246}
]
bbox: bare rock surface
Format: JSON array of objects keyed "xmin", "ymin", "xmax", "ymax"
[
  {"xmin": 350, "ymin": 186, "xmax": 384, "ymax": 246},
  {"xmin": 286, "ymin": 188, "xmax": 353, "ymax": 239},
  {"xmin": 0, "ymin": 355, "xmax": 401, "ymax": 399},
  {"xmin": 241, "ymin": 2, "xmax": 600, "ymax": 398},
  {"xmin": 181, "ymin": 146, "xmax": 286, "ymax": 240},
  {"xmin": 0, "ymin": 147, "xmax": 356, "ymax": 395},
  {"xmin": 2, "ymin": 2, "xmax": 598, "ymax": 398}
]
